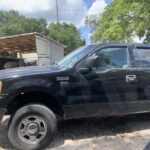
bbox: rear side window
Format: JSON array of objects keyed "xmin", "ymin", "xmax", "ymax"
[{"xmin": 132, "ymin": 48, "xmax": 150, "ymax": 67}]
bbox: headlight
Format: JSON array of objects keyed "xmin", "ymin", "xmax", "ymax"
[{"xmin": 0, "ymin": 81, "xmax": 2, "ymax": 93}]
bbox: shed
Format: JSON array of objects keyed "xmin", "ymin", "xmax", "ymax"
[{"xmin": 0, "ymin": 32, "xmax": 64, "ymax": 66}]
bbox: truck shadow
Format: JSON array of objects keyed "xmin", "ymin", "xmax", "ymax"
[
  {"xmin": 50, "ymin": 113, "xmax": 150, "ymax": 149},
  {"xmin": 1, "ymin": 113, "xmax": 150, "ymax": 149}
]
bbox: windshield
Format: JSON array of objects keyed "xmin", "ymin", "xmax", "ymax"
[{"xmin": 58, "ymin": 45, "xmax": 96, "ymax": 68}]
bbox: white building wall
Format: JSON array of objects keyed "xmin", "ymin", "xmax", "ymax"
[
  {"xmin": 22, "ymin": 53, "xmax": 37, "ymax": 62},
  {"xmin": 35, "ymin": 35, "xmax": 64, "ymax": 66},
  {"xmin": 36, "ymin": 36, "xmax": 50, "ymax": 66},
  {"xmin": 49, "ymin": 41, "xmax": 64, "ymax": 65}
]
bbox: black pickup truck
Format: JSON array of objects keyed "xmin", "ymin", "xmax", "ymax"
[{"xmin": 0, "ymin": 42, "xmax": 150, "ymax": 150}]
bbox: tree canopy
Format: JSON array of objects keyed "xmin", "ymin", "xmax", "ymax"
[
  {"xmin": 48, "ymin": 23, "xmax": 85, "ymax": 54},
  {"xmin": 0, "ymin": 10, "xmax": 85, "ymax": 54},
  {"xmin": 86, "ymin": 0, "xmax": 150, "ymax": 43},
  {"xmin": 0, "ymin": 10, "xmax": 48, "ymax": 36}
]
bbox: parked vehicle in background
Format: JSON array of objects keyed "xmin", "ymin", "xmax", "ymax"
[
  {"xmin": 0, "ymin": 51, "xmax": 24, "ymax": 69},
  {"xmin": 0, "ymin": 42, "xmax": 150, "ymax": 149},
  {"xmin": 0, "ymin": 57, "xmax": 24, "ymax": 69}
]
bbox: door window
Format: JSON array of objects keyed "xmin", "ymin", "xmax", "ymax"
[
  {"xmin": 132, "ymin": 48, "xmax": 150, "ymax": 67},
  {"xmin": 91, "ymin": 47, "xmax": 129, "ymax": 71}
]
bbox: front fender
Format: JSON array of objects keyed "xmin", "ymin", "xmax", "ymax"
[
  {"xmin": 1, "ymin": 77, "xmax": 61, "ymax": 108},
  {"xmin": 0, "ymin": 86, "xmax": 58, "ymax": 109},
  {"xmin": 4, "ymin": 77, "xmax": 51, "ymax": 93}
]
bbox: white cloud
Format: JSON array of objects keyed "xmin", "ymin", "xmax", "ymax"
[
  {"xmin": 79, "ymin": 0, "xmax": 107, "ymax": 27},
  {"xmin": 0, "ymin": 0, "xmax": 87, "ymax": 26},
  {"xmin": 57, "ymin": 0, "xmax": 87, "ymax": 26},
  {"xmin": 86, "ymin": 32, "xmax": 92, "ymax": 44},
  {"xmin": 0, "ymin": 0, "xmax": 53, "ymax": 13},
  {"xmin": 132, "ymin": 32, "xmax": 145, "ymax": 43},
  {"xmin": 88, "ymin": 0, "xmax": 107, "ymax": 16},
  {"xmin": 133, "ymin": 36, "xmax": 145, "ymax": 43},
  {"xmin": 0, "ymin": 0, "xmax": 107, "ymax": 27}
]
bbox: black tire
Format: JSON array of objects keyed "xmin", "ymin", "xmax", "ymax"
[{"xmin": 8, "ymin": 104, "xmax": 57, "ymax": 150}]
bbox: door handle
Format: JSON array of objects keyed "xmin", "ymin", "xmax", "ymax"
[{"xmin": 126, "ymin": 75, "xmax": 136, "ymax": 82}]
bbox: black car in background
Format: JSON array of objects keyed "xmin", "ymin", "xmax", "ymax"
[
  {"xmin": 0, "ymin": 42, "xmax": 150, "ymax": 149},
  {"xmin": 0, "ymin": 57, "xmax": 24, "ymax": 69}
]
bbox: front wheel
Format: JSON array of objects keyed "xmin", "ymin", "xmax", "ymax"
[{"xmin": 8, "ymin": 104, "xmax": 57, "ymax": 150}]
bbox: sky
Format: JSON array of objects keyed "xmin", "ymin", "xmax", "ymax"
[{"xmin": 0, "ymin": 0, "xmax": 111, "ymax": 44}]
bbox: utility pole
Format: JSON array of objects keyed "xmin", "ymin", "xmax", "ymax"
[{"xmin": 56, "ymin": 0, "xmax": 59, "ymax": 23}]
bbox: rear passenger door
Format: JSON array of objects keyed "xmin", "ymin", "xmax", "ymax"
[{"xmin": 130, "ymin": 45, "xmax": 150, "ymax": 112}]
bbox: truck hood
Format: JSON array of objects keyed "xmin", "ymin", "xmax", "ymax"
[{"xmin": 0, "ymin": 66, "xmax": 62, "ymax": 79}]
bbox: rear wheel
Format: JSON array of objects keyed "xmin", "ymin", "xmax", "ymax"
[{"xmin": 8, "ymin": 104, "xmax": 57, "ymax": 150}]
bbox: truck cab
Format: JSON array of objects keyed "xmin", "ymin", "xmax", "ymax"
[{"xmin": 0, "ymin": 42, "xmax": 150, "ymax": 150}]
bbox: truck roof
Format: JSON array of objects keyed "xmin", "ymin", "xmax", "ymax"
[{"xmin": 88, "ymin": 42, "xmax": 150, "ymax": 48}]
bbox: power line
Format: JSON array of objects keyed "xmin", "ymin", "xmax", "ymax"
[{"xmin": 58, "ymin": 10, "xmax": 97, "ymax": 12}]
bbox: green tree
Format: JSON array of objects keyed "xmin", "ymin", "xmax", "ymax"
[
  {"xmin": 0, "ymin": 10, "xmax": 48, "ymax": 36},
  {"xmin": 85, "ymin": 15, "xmax": 99, "ymax": 32},
  {"xmin": 0, "ymin": 10, "xmax": 85, "ymax": 54},
  {"xmin": 47, "ymin": 23, "xmax": 85, "ymax": 54},
  {"xmin": 86, "ymin": 0, "xmax": 150, "ymax": 43}
]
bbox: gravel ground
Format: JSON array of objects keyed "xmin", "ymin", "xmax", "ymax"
[{"xmin": 1, "ymin": 114, "xmax": 150, "ymax": 150}]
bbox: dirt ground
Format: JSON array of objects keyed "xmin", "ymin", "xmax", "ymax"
[{"xmin": 1, "ymin": 114, "xmax": 150, "ymax": 150}]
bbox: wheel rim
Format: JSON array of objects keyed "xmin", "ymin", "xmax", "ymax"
[{"xmin": 18, "ymin": 115, "xmax": 47, "ymax": 144}]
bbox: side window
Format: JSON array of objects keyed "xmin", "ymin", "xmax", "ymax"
[
  {"xmin": 132, "ymin": 48, "xmax": 150, "ymax": 67},
  {"xmin": 91, "ymin": 47, "xmax": 129, "ymax": 71}
]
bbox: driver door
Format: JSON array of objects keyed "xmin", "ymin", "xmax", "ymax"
[{"xmin": 67, "ymin": 46, "xmax": 139, "ymax": 118}]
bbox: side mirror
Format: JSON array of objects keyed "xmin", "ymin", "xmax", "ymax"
[
  {"xmin": 78, "ymin": 56, "xmax": 98, "ymax": 74},
  {"xmin": 86, "ymin": 55, "xmax": 98, "ymax": 68}
]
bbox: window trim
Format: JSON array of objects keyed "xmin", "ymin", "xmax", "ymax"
[
  {"xmin": 131, "ymin": 47, "xmax": 150, "ymax": 68},
  {"xmin": 88, "ymin": 46, "xmax": 131, "ymax": 72}
]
